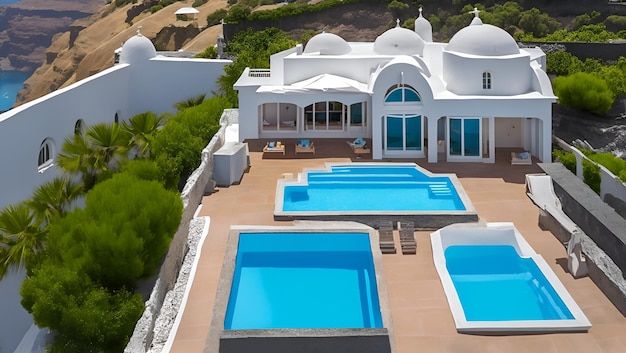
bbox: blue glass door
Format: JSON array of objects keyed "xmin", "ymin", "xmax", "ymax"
[
  {"xmin": 386, "ymin": 115, "xmax": 403, "ymax": 150},
  {"xmin": 449, "ymin": 118, "xmax": 480, "ymax": 157}
]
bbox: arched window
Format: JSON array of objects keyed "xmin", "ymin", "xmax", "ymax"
[
  {"xmin": 482, "ymin": 72, "xmax": 492, "ymax": 90},
  {"xmin": 38, "ymin": 138, "xmax": 55, "ymax": 171},
  {"xmin": 74, "ymin": 119, "xmax": 84, "ymax": 135},
  {"xmin": 385, "ymin": 84, "xmax": 421, "ymax": 103}
]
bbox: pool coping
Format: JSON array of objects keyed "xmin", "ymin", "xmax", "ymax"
[
  {"xmin": 273, "ymin": 162, "xmax": 479, "ymax": 229},
  {"xmin": 429, "ymin": 222, "xmax": 592, "ymax": 334},
  {"xmin": 205, "ymin": 221, "xmax": 395, "ymax": 353}
]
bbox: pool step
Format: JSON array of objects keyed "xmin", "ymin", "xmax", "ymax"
[{"xmin": 429, "ymin": 184, "xmax": 453, "ymax": 197}]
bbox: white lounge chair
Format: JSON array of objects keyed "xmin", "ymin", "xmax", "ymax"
[{"xmin": 511, "ymin": 151, "xmax": 532, "ymax": 165}]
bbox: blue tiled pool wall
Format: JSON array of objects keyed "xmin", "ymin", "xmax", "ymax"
[
  {"xmin": 225, "ymin": 233, "xmax": 383, "ymax": 330},
  {"xmin": 445, "ymin": 245, "xmax": 574, "ymax": 321},
  {"xmin": 283, "ymin": 165, "xmax": 466, "ymax": 211}
]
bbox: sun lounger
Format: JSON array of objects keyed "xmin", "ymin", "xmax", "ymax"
[
  {"xmin": 263, "ymin": 141, "xmax": 285, "ymax": 155},
  {"xmin": 378, "ymin": 220, "xmax": 396, "ymax": 254},
  {"xmin": 511, "ymin": 151, "xmax": 532, "ymax": 165},
  {"xmin": 295, "ymin": 139, "xmax": 315, "ymax": 155},
  {"xmin": 399, "ymin": 221, "xmax": 416, "ymax": 255},
  {"xmin": 346, "ymin": 138, "xmax": 370, "ymax": 157}
]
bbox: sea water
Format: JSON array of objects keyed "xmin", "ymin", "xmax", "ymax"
[
  {"xmin": 0, "ymin": 0, "xmax": 20, "ymax": 6},
  {"xmin": 0, "ymin": 71, "xmax": 30, "ymax": 111}
]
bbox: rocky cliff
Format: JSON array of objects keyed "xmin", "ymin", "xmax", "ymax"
[
  {"xmin": 14, "ymin": 0, "xmax": 227, "ymax": 105},
  {"xmin": 0, "ymin": 0, "xmax": 101, "ymax": 72}
]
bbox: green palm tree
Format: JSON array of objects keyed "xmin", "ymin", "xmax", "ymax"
[
  {"xmin": 86, "ymin": 122, "xmax": 131, "ymax": 171},
  {"xmin": 27, "ymin": 177, "xmax": 83, "ymax": 225},
  {"xmin": 0, "ymin": 203, "xmax": 46, "ymax": 279},
  {"xmin": 57, "ymin": 123, "xmax": 130, "ymax": 189},
  {"xmin": 173, "ymin": 93, "xmax": 206, "ymax": 111},
  {"xmin": 122, "ymin": 112, "xmax": 165, "ymax": 158}
]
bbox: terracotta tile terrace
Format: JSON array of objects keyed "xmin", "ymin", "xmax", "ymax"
[{"xmin": 169, "ymin": 139, "xmax": 626, "ymax": 353}]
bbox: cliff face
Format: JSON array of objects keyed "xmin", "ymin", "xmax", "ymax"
[
  {"xmin": 0, "ymin": 0, "xmax": 101, "ymax": 72},
  {"xmin": 15, "ymin": 0, "xmax": 227, "ymax": 105}
]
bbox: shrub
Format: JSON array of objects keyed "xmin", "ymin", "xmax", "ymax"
[
  {"xmin": 552, "ymin": 149, "xmax": 576, "ymax": 174},
  {"xmin": 21, "ymin": 264, "xmax": 144, "ymax": 353},
  {"xmin": 152, "ymin": 97, "xmax": 231, "ymax": 188},
  {"xmin": 206, "ymin": 8, "xmax": 227, "ymax": 27},
  {"xmin": 546, "ymin": 51, "xmax": 583, "ymax": 76},
  {"xmin": 150, "ymin": 4, "xmax": 163, "ymax": 13},
  {"xmin": 192, "ymin": 0, "xmax": 207, "ymax": 7},
  {"xmin": 224, "ymin": 4, "xmax": 251, "ymax": 24},
  {"xmin": 553, "ymin": 72, "xmax": 613, "ymax": 116},
  {"xmin": 120, "ymin": 158, "xmax": 164, "ymax": 183},
  {"xmin": 583, "ymin": 159, "xmax": 601, "ymax": 194},
  {"xmin": 587, "ymin": 151, "xmax": 626, "ymax": 176}
]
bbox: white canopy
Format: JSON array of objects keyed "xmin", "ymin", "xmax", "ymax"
[
  {"xmin": 257, "ymin": 74, "xmax": 370, "ymax": 94},
  {"xmin": 175, "ymin": 7, "xmax": 200, "ymax": 15}
]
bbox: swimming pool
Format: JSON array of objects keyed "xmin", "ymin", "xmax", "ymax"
[
  {"xmin": 275, "ymin": 163, "xmax": 478, "ymax": 229},
  {"xmin": 210, "ymin": 223, "xmax": 393, "ymax": 353},
  {"xmin": 430, "ymin": 222, "xmax": 591, "ymax": 333},
  {"xmin": 225, "ymin": 232, "xmax": 382, "ymax": 329}
]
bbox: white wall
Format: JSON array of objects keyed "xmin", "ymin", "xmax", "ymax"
[{"xmin": 0, "ymin": 54, "xmax": 230, "ymax": 353}]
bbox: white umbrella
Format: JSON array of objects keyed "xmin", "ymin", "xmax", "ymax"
[
  {"xmin": 175, "ymin": 7, "xmax": 200, "ymax": 15},
  {"xmin": 257, "ymin": 74, "xmax": 369, "ymax": 94}
]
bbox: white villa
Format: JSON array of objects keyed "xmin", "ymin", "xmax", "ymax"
[
  {"xmin": 0, "ymin": 9, "xmax": 560, "ymax": 353},
  {"xmin": 235, "ymin": 9, "xmax": 556, "ymax": 163}
]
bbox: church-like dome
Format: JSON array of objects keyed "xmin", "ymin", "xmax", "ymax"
[
  {"xmin": 446, "ymin": 11, "xmax": 519, "ymax": 56},
  {"xmin": 303, "ymin": 32, "xmax": 351, "ymax": 55},
  {"xmin": 374, "ymin": 20, "xmax": 425, "ymax": 55},
  {"xmin": 119, "ymin": 28, "xmax": 157, "ymax": 65},
  {"xmin": 414, "ymin": 8, "xmax": 432, "ymax": 42}
]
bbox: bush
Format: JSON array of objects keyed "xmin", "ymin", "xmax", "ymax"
[
  {"xmin": 206, "ymin": 8, "xmax": 227, "ymax": 27},
  {"xmin": 587, "ymin": 151, "xmax": 626, "ymax": 176},
  {"xmin": 192, "ymin": 0, "xmax": 207, "ymax": 7},
  {"xmin": 120, "ymin": 158, "xmax": 164, "ymax": 183},
  {"xmin": 553, "ymin": 72, "xmax": 613, "ymax": 116},
  {"xmin": 44, "ymin": 173, "xmax": 182, "ymax": 289},
  {"xmin": 224, "ymin": 4, "xmax": 251, "ymax": 24},
  {"xmin": 21, "ymin": 264, "xmax": 144, "ymax": 353},
  {"xmin": 546, "ymin": 51, "xmax": 583, "ymax": 76},
  {"xmin": 152, "ymin": 97, "xmax": 231, "ymax": 189},
  {"xmin": 552, "ymin": 149, "xmax": 576, "ymax": 173},
  {"xmin": 150, "ymin": 4, "xmax": 163, "ymax": 13},
  {"xmin": 583, "ymin": 159, "xmax": 601, "ymax": 194}
]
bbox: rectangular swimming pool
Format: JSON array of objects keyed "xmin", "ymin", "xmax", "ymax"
[
  {"xmin": 209, "ymin": 224, "xmax": 393, "ymax": 353},
  {"xmin": 225, "ymin": 232, "xmax": 383, "ymax": 329},
  {"xmin": 275, "ymin": 163, "xmax": 478, "ymax": 229},
  {"xmin": 430, "ymin": 222, "xmax": 591, "ymax": 333}
]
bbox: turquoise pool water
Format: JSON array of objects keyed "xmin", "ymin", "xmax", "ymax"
[
  {"xmin": 225, "ymin": 232, "xmax": 383, "ymax": 330},
  {"xmin": 283, "ymin": 165, "xmax": 465, "ymax": 212},
  {"xmin": 446, "ymin": 245, "xmax": 574, "ymax": 321}
]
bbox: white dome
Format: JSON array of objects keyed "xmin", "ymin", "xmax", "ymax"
[
  {"xmin": 447, "ymin": 16, "xmax": 519, "ymax": 56},
  {"xmin": 119, "ymin": 29, "xmax": 157, "ymax": 64},
  {"xmin": 414, "ymin": 8, "xmax": 432, "ymax": 42},
  {"xmin": 374, "ymin": 21, "xmax": 425, "ymax": 55},
  {"xmin": 303, "ymin": 32, "xmax": 351, "ymax": 55}
]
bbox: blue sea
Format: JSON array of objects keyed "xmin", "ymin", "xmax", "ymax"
[
  {"xmin": 0, "ymin": 0, "xmax": 20, "ymax": 5},
  {"xmin": 0, "ymin": 71, "xmax": 30, "ymax": 111}
]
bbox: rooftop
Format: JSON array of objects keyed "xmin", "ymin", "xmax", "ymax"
[{"xmin": 168, "ymin": 140, "xmax": 626, "ymax": 353}]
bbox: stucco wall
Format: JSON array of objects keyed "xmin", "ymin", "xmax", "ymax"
[{"xmin": 0, "ymin": 55, "xmax": 231, "ymax": 352}]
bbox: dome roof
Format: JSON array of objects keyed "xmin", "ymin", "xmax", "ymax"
[
  {"xmin": 374, "ymin": 20, "xmax": 425, "ymax": 55},
  {"xmin": 119, "ymin": 28, "xmax": 157, "ymax": 64},
  {"xmin": 414, "ymin": 8, "xmax": 432, "ymax": 42},
  {"xmin": 303, "ymin": 32, "xmax": 351, "ymax": 55},
  {"xmin": 446, "ymin": 12, "xmax": 519, "ymax": 56}
]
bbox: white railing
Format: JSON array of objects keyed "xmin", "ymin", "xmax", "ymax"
[
  {"xmin": 248, "ymin": 69, "xmax": 270, "ymax": 78},
  {"xmin": 553, "ymin": 136, "xmax": 626, "ymax": 203}
]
